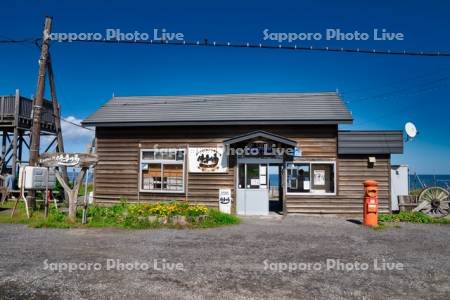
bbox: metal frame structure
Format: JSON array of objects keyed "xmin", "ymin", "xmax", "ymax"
[{"xmin": 0, "ymin": 89, "xmax": 59, "ymax": 177}]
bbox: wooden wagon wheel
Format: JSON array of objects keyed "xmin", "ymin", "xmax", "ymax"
[{"xmin": 414, "ymin": 187, "xmax": 450, "ymax": 217}]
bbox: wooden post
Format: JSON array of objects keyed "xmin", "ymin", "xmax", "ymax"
[
  {"xmin": 55, "ymin": 168, "xmax": 88, "ymax": 222},
  {"xmin": 40, "ymin": 152, "xmax": 97, "ymax": 223},
  {"xmin": 185, "ymin": 145, "xmax": 189, "ymax": 202},
  {"xmin": 18, "ymin": 131, "xmax": 23, "ymax": 165},
  {"xmin": 12, "ymin": 89, "xmax": 20, "ymax": 177},
  {"xmin": 1, "ymin": 129, "xmax": 6, "ymax": 173},
  {"xmin": 93, "ymin": 138, "xmax": 97, "ymax": 204},
  {"xmin": 82, "ymin": 168, "xmax": 90, "ymax": 224},
  {"xmin": 29, "ymin": 16, "xmax": 53, "ymax": 208},
  {"xmin": 11, "ymin": 169, "xmax": 30, "ymax": 219},
  {"xmin": 29, "ymin": 16, "xmax": 52, "ymax": 166},
  {"xmin": 282, "ymin": 163, "xmax": 287, "ymax": 216}
]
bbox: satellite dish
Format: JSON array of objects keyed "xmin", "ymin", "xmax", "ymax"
[{"xmin": 405, "ymin": 122, "xmax": 418, "ymax": 140}]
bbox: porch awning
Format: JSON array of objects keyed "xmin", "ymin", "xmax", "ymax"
[{"xmin": 223, "ymin": 130, "xmax": 297, "ymax": 147}]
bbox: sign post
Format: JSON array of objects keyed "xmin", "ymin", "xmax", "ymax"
[
  {"xmin": 39, "ymin": 152, "xmax": 97, "ymax": 222},
  {"xmin": 219, "ymin": 188, "xmax": 232, "ymax": 214}
]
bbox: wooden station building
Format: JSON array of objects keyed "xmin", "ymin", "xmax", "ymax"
[{"xmin": 83, "ymin": 92, "xmax": 403, "ymax": 215}]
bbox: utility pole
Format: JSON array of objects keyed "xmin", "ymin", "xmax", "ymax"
[{"xmin": 29, "ymin": 16, "xmax": 52, "ymax": 208}]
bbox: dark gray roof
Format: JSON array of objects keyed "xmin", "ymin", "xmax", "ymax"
[
  {"xmin": 82, "ymin": 92, "xmax": 353, "ymax": 126},
  {"xmin": 223, "ymin": 130, "xmax": 297, "ymax": 147},
  {"xmin": 338, "ymin": 131, "xmax": 403, "ymax": 154}
]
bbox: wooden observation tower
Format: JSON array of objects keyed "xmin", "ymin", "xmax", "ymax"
[{"xmin": 0, "ymin": 90, "xmax": 63, "ymax": 177}]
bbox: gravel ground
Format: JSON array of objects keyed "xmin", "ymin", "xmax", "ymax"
[{"xmin": 0, "ymin": 215, "xmax": 449, "ymax": 300}]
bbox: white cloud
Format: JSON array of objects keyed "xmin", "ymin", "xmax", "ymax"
[
  {"xmin": 60, "ymin": 116, "xmax": 95, "ymax": 152},
  {"xmin": 41, "ymin": 115, "xmax": 94, "ymax": 153}
]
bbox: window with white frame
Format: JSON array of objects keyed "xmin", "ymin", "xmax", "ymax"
[
  {"xmin": 140, "ymin": 149, "xmax": 185, "ymax": 192},
  {"xmin": 287, "ymin": 162, "xmax": 335, "ymax": 194}
]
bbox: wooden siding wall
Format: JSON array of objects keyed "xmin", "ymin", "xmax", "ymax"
[
  {"xmin": 94, "ymin": 125, "xmax": 337, "ymax": 208},
  {"xmin": 285, "ymin": 154, "xmax": 391, "ymax": 215}
]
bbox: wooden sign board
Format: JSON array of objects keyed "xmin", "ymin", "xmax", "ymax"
[
  {"xmin": 188, "ymin": 147, "xmax": 228, "ymax": 173},
  {"xmin": 39, "ymin": 153, "xmax": 97, "ymax": 168}
]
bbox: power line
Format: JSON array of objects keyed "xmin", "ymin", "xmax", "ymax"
[
  {"xmin": 355, "ymin": 84, "xmax": 450, "ymax": 126},
  {"xmin": 3, "ymin": 35, "xmax": 450, "ymax": 127},
  {"xmin": 52, "ymin": 113, "xmax": 94, "ymax": 131},
  {"xmin": 52, "ymin": 38, "xmax": 450, "ymax": 58},
  {"xmin": 0, "ymin": 37, "xmax": 38, "ymax": 44},
  {"xmin": 346, "ymin": 75, "xmax": 450, "ymax": 103},
  {"xmin": 102, "ymin": 75, "xmax": 450, "ymax": 108},
  {"xmin": 2, "ymin": 36, "xmax": 450, "ymax": 57},
  {"xmin": 341, "ymin": 65, "xmax": 450, "ymax": 95},
  {"xmin": 108, "ymin": 75, "xmax": 450, "ymax": 107}
]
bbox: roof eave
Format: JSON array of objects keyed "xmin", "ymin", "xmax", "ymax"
[
  {"xmin": 82, "ymin": 119, "xmax": 353, "ymax": 127},
  {"xmin": 337, "ymin": 130, "xmax": 404, "ymax": 155},
  {"xmin": 223, "ymin": 130, "xmax": 298, "ymax": 147}
]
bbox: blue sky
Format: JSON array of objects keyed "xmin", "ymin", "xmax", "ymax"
[{"xmin": 1, "ymin": 0, "xmax": 449, "ymax": 173}]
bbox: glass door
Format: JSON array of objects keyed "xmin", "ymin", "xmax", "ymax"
[
  {"xmin": 236, "ymin": 163, "xmax": 269, "ymax": 215},
  {"xmin": 238, "ymin": 163, "xmax": 267, "ymax": 189}
]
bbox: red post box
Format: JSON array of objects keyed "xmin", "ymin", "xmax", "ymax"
[{"xmin": 363, "ymin": 180, "xmax": 378, "ymax": 227}]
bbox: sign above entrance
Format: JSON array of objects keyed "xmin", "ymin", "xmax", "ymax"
[
  {"xmin": 230, "ymin": 143, "xmax": 299, "ymax": 158},
  {"xmin": 188, "ymin": 147, "xmax": 228, "ymax": 173}
]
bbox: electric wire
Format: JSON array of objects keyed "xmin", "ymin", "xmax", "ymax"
[
  {"xmin": 2, "ymin": 37, "xmax": 450, "ymax": 57},
  {"xmin": 51, "ymin": 113, "xmax": 94, "ymax": 131}
]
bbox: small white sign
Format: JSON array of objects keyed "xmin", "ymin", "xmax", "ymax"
[
  {"xmin": 259, "ymin": 165, "xmax": 267, "ymax": 175},
  {"xmin": 314, "ymin": 170, "xmax": 325, "ymax": 186},
  {"xmin": 250, "ymin": 179, "xmax": 260, "ymax": 186},
  {"xmin": 303, "ymin": 180, "xmax": 310, "ymax": 190},
  {"xmin": 219, "ymin": 188, "xmax": 232, "ymax": 214},
  {"xmin": 40, "ymin": 153, "xmax": 80, "ymax": 167},
  {"xmin": 260, "ymin": 175, "xmax": 267, "ymax": 185}
]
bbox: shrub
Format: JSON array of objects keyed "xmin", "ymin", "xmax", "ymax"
[
  {"xmin": 127, "ymin": 201, "xmax": 208, "ymax": 218},
  {"xmin": 199, "ymin": 209, "xmax": 240, "ymax": 228},
  {"xmin": 379, "ymin": 211, "xmax": 450, "ymax": 225},
  {"xmin": 1, "ymin": 199, "xmax": 240, "ymax": 229},
  {"xmin": 49, "ymin": 206, "xmax": 66, "ymax": 223},
  {"xmin": 185, "ymin": 205, "xmax": 208, "ymax": 217},
  {"xmin": 87, "ymin": 200, "xmax": 128, "ymax": 226}
]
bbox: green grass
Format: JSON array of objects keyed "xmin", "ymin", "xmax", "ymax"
[
  {"xmin": 0, "ymin": 202, "xmax": 73, "ymax": 229},
  {"xmin": 409, "ymin": 189, "xmax": 422, "ymax": 197},
  {"xmin": 378, "ymin": 211, "xmax": 450, "ymax": 225},
  {"xmin": 78, "ymin": 183, "xmax": 94, "ymax": 197},
  {"xmin": 0, "ymin": 200, "xmax": 240, "ymax": 230},
  {"xmin": 197, "ymin": 209, "xmax": 241, "ymax": 228}
]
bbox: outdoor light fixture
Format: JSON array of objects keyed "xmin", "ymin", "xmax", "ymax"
[{"xmin": 368, "ymin": 156, "xmax": 376, "ymax": 168}]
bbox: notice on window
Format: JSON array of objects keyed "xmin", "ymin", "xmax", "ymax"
[
  {"xmin": 251, "ymin": 179, "xmax": 260, "ymax": 186},
  {"xmin": 260, "ymin": 175, "xmax": 267, "ymax": 185},
  {"xmin": 259, "ymin": 165, "xmax": 267, "ymax": 175},
  {"xmin": 314, "ymin": 170, "xmax": 325, "ymax": 186},
  {"xmin": 303, "ymin": 180, "xmax": 310, "ymax": 190}
]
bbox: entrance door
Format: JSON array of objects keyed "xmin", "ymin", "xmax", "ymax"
[
  {"xmin": 236, "ymin": 159, "xmax": 283, "ymax": 215},
  {"xmin": 268, "ymin": 164, "xmax": 282, "ymax": 213}
]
